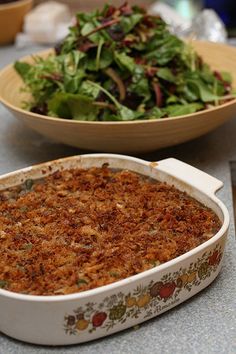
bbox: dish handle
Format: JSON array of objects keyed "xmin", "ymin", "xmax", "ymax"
[{"xmin": 156, "ymin": 158, "xmax": 223, "ymax": 196}]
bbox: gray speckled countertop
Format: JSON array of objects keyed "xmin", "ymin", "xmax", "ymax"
[{"xmin": 0, "ymin": 45, "xmax": 236, "ymax": 354}]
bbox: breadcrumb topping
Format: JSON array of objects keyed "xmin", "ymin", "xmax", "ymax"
[{"xmin": 0, "ymin": 166, "xmax": 221, "ymax": 295}]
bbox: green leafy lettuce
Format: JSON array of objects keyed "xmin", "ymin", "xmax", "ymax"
[{"xmin": 14, "ymin": 2, "xmax": 234, "ymax": 121}]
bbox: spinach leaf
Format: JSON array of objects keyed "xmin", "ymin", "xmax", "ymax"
[
  {"xmin": 86, "ymin": 80, "xmax": 120, "ymax": 108},
  {"xmin": 157, "ymin": 68, "xmax": 176, "ymax": 83},
  {"xmin": 166, "ymin": 95, "xmax": 181, "ymax": 104},
  {"xmin": 76, "ymin": 11, "xmax": 97, "ymax": 28},
  {"xmin": 99, "ymin": 47, "xmax": 114, "ymax": 69},
  {"xmin": 164, "ymin": 103, "xmax": 204, "ymax": 117},
  {"xmin": 186, "ymin": 79, "xmax": 220, "ymax": 102},
  {"xmin": 129, "ymin": 76, "xmax": 151, "ymax": 102},
  {"xmin": 200, "ymin": 64, "xmax": 215, "ymax": 84},
  {"xmin": 79, "ymin": 80, "xmax": 100, "ymax": 99},
  {"xmin": 87, "ymin": 47, "xmax": 113, "ymax": 71},
  {"xmin": 146, "ymin": 107, "xmax": 165, "ymax": 119},
  {"xmin": 63, "ymin": 70, "xmax": 85, "ymax": 93},
  {"xmin": 63, "ymin": 51, "xmax": 86, "ymax": 75},
  {"xmin": 14, "ymin": 61, "xmax": 31, "ymax": 80},
  {"xmin": 70, "ymin": 95, "xmax": 99, "ymax": 121},
  {"xmin": 48, "ymin": 93, "xmax": 71, "ymax": 119},
  {"xmin": 145, "ymin": 35, "xmax": 183, "ymax": 65},
  {"xmin": 182, "ymin": 85, "xmax": 199, "ymax": 102},
  {"xmin": 118, "ymin": 105, "xmax": 142, "ymax": 120},
  {"xmin": 81, "ymin": 22, "xmax": 100, "ymax": 43},
  {"xmin": 99, "ymin": 103, "xmax": 143, "ymax": 122},
  {"xmin": 221, "ymin": 72, "xmax": 233, "ymax": 84},
  {"xmin": 114, "ymin": 51, "xmax": 135, "ymax": 73},
  {"xmin": 120, "ymin": 13, "xmax": 143, "ymax": 33},
  {"xmin": 60, "ymin": 28, "xmax": 79, "ymax": 54},
  {"xmin": 101, "ymin": 110, "xmax": 121, "ymax": 121},
  {"xmin": 48, "ymin": 93, "xmax": 99, "ymax": 120}
]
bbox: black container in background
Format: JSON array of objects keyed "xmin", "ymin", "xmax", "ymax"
[{"xmin": 204, "ymin": 0, "xmax": 236, "ymax": 29}]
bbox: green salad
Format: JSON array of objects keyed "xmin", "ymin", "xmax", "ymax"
[{"xmin": 15, "ymin": 2, "xmax": 234, "ymax": 121}]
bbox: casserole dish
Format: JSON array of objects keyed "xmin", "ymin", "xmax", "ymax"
[{"xmin": 0, "ymin": 154, "xmax": 229, "ymax": 345}]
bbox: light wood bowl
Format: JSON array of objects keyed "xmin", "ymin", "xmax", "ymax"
[
  {"xmin": 0, "ymin": 0, "xmax": 33, "ymax": 45},
  {"xmin": 0, "ymin": 41, "xmax": 236, "ymax": 153}
]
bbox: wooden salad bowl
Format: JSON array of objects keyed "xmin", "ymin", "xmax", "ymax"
[{"xmin": 0, "ymin": 40, "xmax": 236, "ymax": 153}]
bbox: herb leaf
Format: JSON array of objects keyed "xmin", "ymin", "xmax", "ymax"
[
  {"xmin": 14, "ymin": 62, "xmax": 31, "ymax": 80},
  {"xmin": 0, "ymin": 280, "xmax": 8, "ymax": 289},
  {"xmin": 186, "ymin": 79, "xmax": 220, "ymax": 102},
  {"xmin": 157, "ymin": 68, "xmax": 176, "ymax": 83},
  {"xmin": 48, "ymin": 92, "xmax": 99, "ymax": 121},
  {"xmin": 114, "ymin": 51, "xmax": 135, "ymax": 73},
  {"xmin": 77, "ymin": 279, "xmax": 88, "ymax": 287},
  {"xmin": 164, "ymin": 103, "xmax": 204, "ymax": 117},
  {"xmin": 120, "ymin": 13, "xmax": 143, "ymax": 33}
]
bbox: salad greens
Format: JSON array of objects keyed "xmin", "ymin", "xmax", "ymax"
[{"xmin": 14, "ymin": 2, "xmax": 234, "ymax": 121}]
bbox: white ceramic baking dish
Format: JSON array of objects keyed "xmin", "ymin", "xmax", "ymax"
[{"xmin": 0, "ymin": 154, "xmax": 229, "ymax": 346}]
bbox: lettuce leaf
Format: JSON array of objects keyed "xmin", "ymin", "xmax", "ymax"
[{"xmin": 48, "ymin": 93, "xmax": 99, "ymax": 121}]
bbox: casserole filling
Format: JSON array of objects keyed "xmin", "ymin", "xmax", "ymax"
[{"xmin": 0, "ymin": 165, "xmax": 221, "ymax": 295}]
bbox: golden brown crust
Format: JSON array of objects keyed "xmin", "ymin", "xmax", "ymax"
[{"xmin": 0, "ymin": 166, "xmax": 221, "ymax": 295}]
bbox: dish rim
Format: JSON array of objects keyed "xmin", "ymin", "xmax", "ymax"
[
  {"xmin": 0, "ymin": 154, "xmax": 230, "ymax": 302},
  {"xmin": 1, "ymin": 43, "xmax": 236, "ymax": 126}
]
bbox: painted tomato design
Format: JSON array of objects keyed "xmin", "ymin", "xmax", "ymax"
[
  {"xmin": 150, "ymin": 282, "xmax": 163, "ymax": 297},
  {"xmin": 208, "ymin": 251, "xmax": 221, "ymax": 266},
  {"xmin": 64, "ymin": 246, "xmax": 223, "ymax": 337},
  {"xmin": 92, "ymin": 312, "xmax": 107, "ymax": 327},
  {"xmin": 159, "ymin": 282, "xmax": 176, "ymax": 299}
]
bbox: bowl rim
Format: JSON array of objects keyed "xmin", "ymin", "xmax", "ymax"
[
  {"xmin": 1, "ymin": 42, "xmax": 236, "ymax": 126},
  {"xmin": 0, "ymin": 0, "xmax": 32, "ymax": 11},
  {"xmin": 0, "ymin": 153, "xmax": 230, "ymax": 302}
]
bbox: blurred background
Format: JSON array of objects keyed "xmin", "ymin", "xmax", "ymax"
[
  {"xmin": 33, "ymin": 0, "xmax": 236, "ymax": 34},
  {"xmin": 1, "ymin": 0, "xmax": 236, "ymax": 46},
  {"xmin": 33, "ymin": 0, "xmax": 151, "ymax": 12}
]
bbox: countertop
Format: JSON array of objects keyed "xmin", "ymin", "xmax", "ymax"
[{"xmin": 0, "ymin": 45, "xmax": 235, "ymax": 354}]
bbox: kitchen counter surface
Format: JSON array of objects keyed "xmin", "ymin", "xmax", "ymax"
[{"xmin": 0, "ymin": 45, "xmax": 235, "ymax": 354}]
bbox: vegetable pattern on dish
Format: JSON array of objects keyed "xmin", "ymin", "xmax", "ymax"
[
  {"xmin": 14, "ymin": 2, "xmax": 234, "ymax": 121},
  {"xmin": 64, "ymin": 244, "xmax": 223, "ymax": 335}
]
